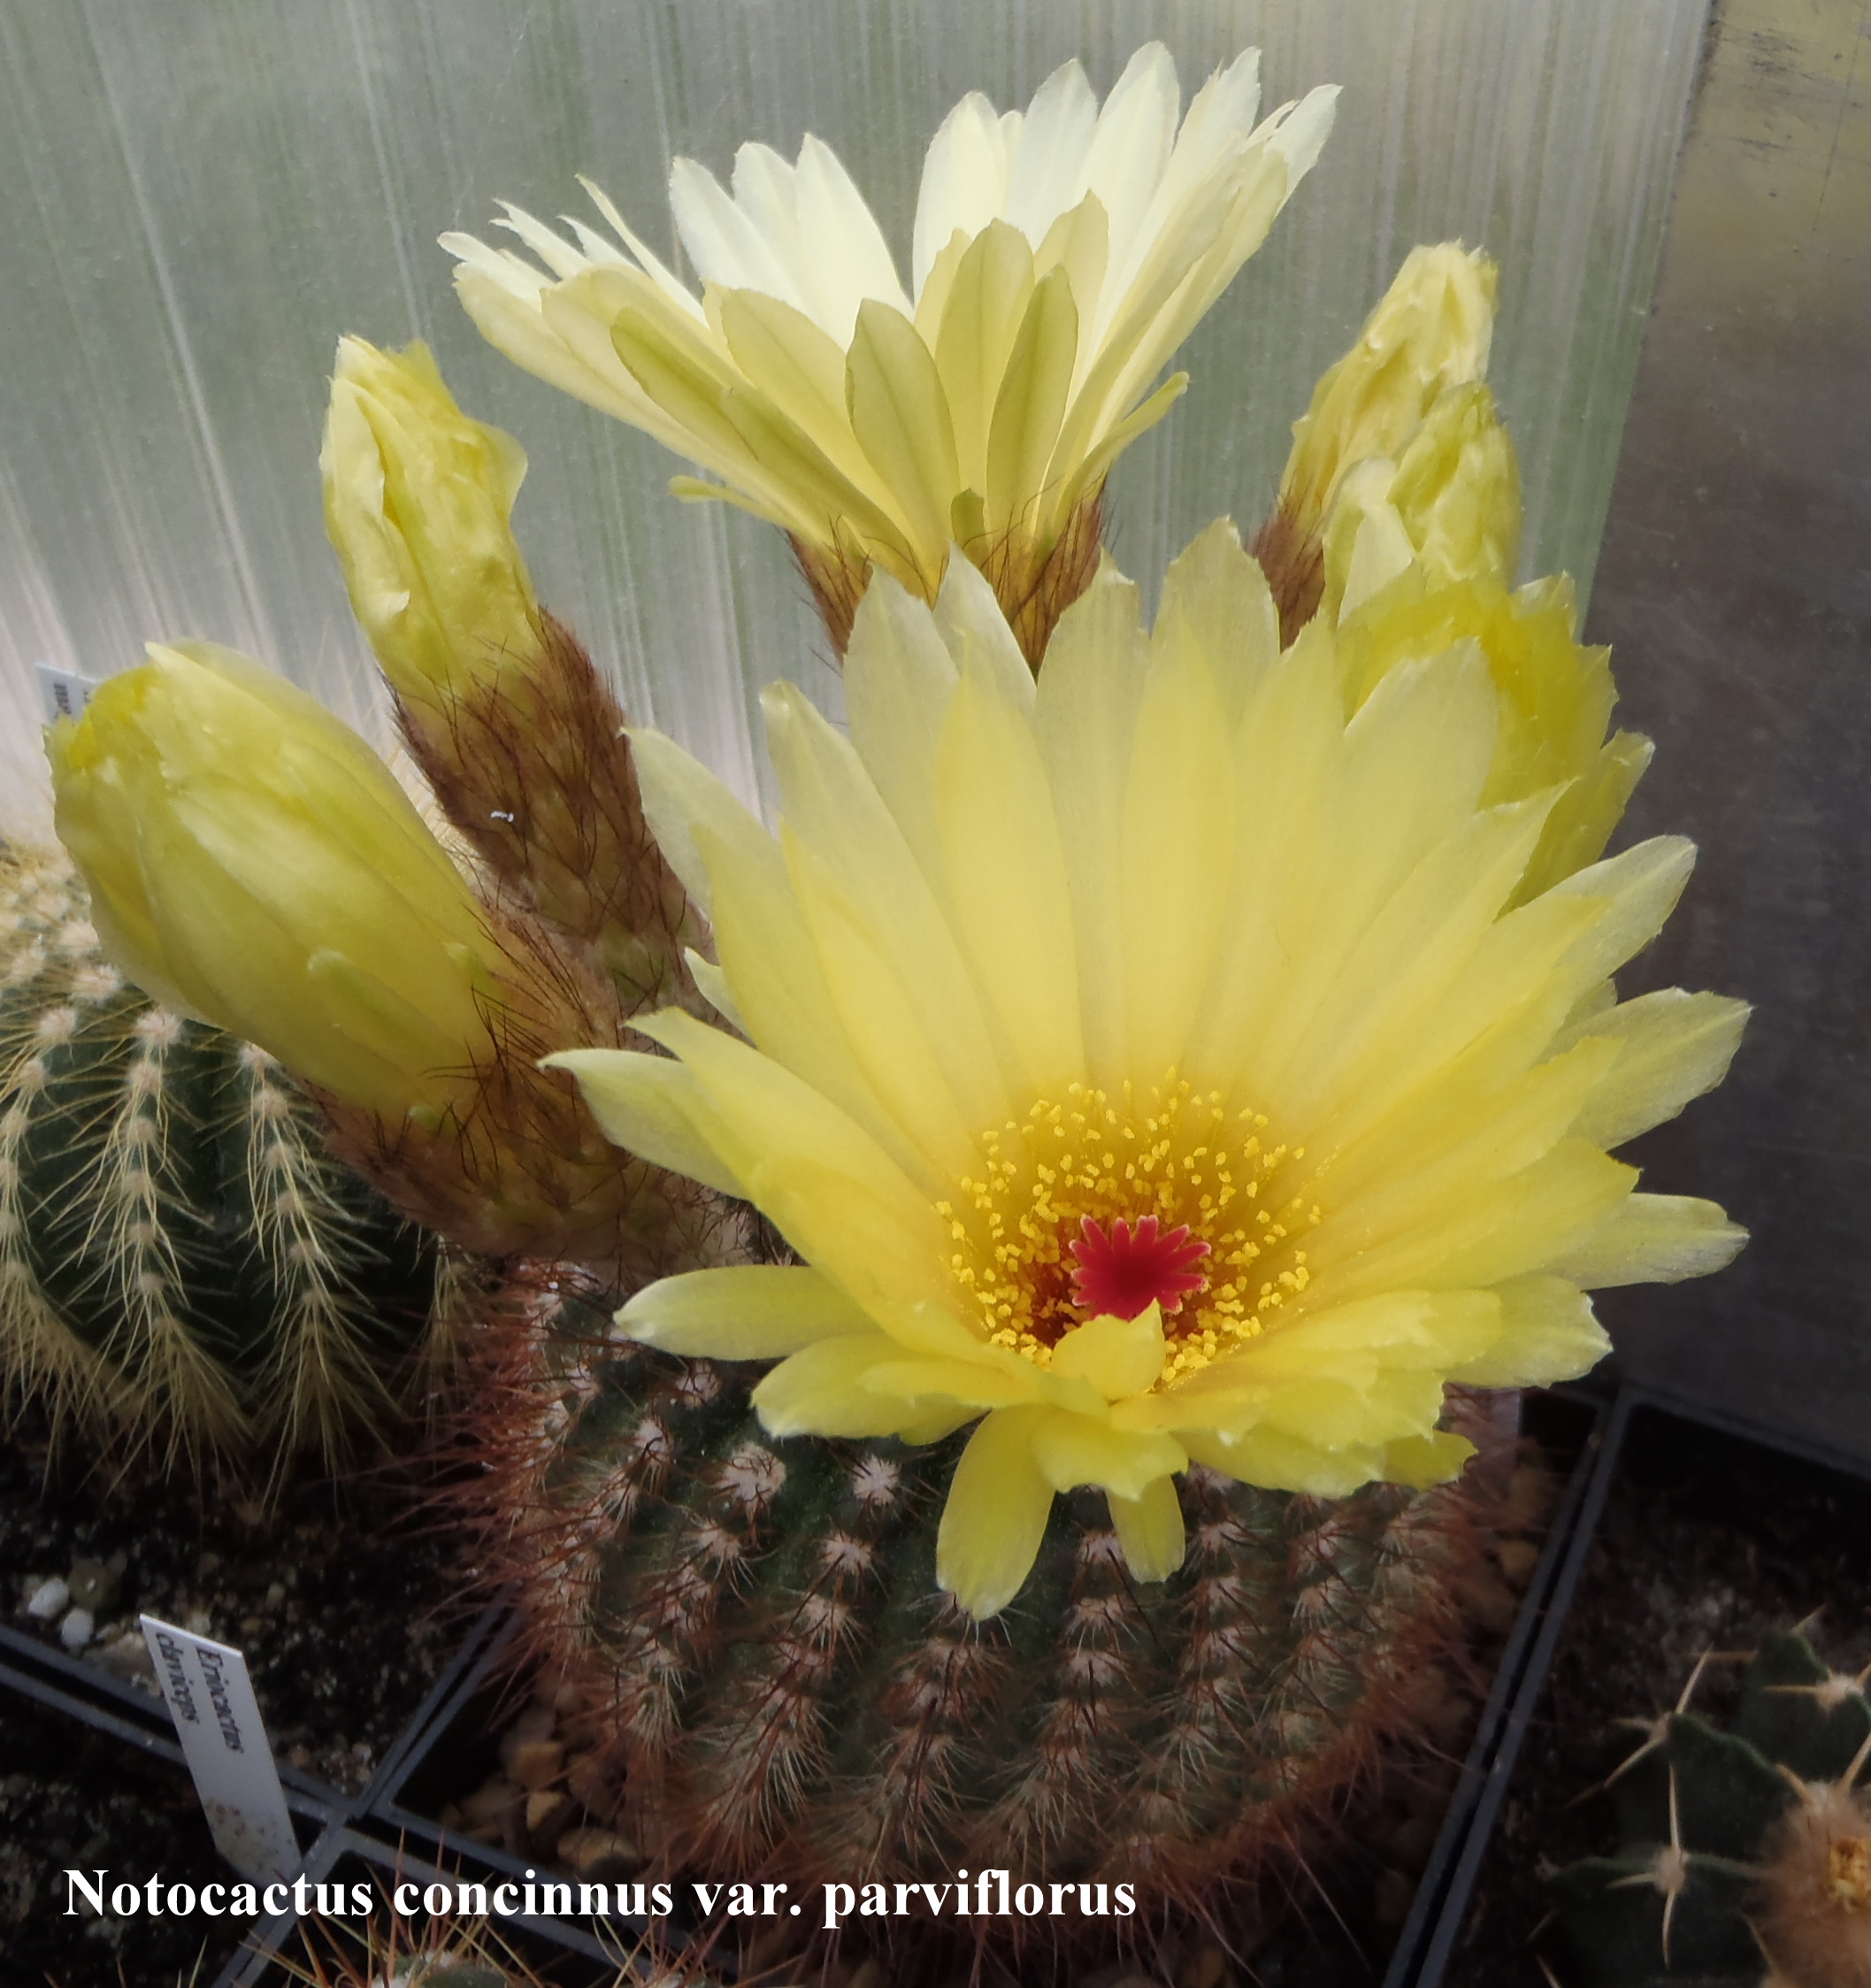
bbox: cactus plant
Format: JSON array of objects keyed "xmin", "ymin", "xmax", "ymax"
[
  {"xmin": 460, "ymin": 1266, "xmax": 1522, "ymax": 1930},
  {"xmin": 0, "ymin": 835, "xmax": 452, "ymax": 1474},
  {"xmin": 1545, "ymin": 1627, "xmax": 1871, "ymax": 1988}
]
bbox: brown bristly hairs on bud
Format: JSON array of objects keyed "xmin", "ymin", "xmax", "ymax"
[
  {"xmin": 449, "ymin": 1265, "xmax": 1527, "ymax": 1974},
  {"xmin": 394, "ymin": 613, "xmax": 709, "ymax": 1019},
  {"xmin": 794, "ymin": 486, "xmax": 1108, "ymax": 672},
  {"xmin": 314, "ymin": 902, "xmax": 751, "ymax": 1281},
  {"xmin": 1248, "ymin": 506, "xmax": 1326, "ymax": 650}
]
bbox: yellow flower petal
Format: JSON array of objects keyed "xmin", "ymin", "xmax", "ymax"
[
  {"xmin": 932, "ymin": 220, "xmax": 1035, "ymax": 494},
  {"xmin": 845, "ymin": 300, "xmax": 960, "ymax": 582},
  {"xmin": 1447, "ymin": 1274, "xmax": 1607, "ymax": 1387},
  {"xmin": 1108, "ymin": 1476, "xmax": 1186, "ymax": 1584},
  {"xmin": 1558, "ymin": 987, "xmax": 1751, "ymax": 1149},
  {"xmin": 545, "ymin": 1048, "xmax": 745, "ymax": 1200},
  {"xmin": 1548, "ymin": 1194, "xmax": 1748, "ymax": 1289},
  {"xmin": 619, "ymin": 1266, "xmax": 877, "ymax": 1360},
  {"xmin": 937, "ymin": 1407, "xmax": 1057, "ymax": 1618},
  {"xmin": 752, "ymin": 1333, "xmax": 932, "ymax": 1438},
  {"xmin": 1381, "ymin": 1430, "xmax": 1476, "ymax": 1489},
  {"xmin": 934, "ymin": 664, "xmax": 1084, "ymax": 1094},
  {"xmin": 1050, "ymin": 1308, "xmax": 1168, "ymax": 1402},
  {"xmin": 984, "ymin": 266, "xmax": 1078, "ymax": 536},
  {"xmin": 1030, "ymin": 1408, "xmax": 1186, "ymax": 1499}
]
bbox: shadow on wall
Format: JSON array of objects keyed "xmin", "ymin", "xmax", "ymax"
[{"xmin": 1595, "ymin": 0, "xmax": 1871, "ymax": 1458}]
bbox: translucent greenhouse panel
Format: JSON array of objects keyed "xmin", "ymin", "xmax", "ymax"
[{"xmin": 0, "ymin": 0, "xmax": 1706, "ymax": 835}]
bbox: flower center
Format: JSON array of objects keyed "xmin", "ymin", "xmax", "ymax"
[
  {"xmin": 1070, "ymin": 1215, "xmax": 1210, "ymax": 1319},
  {"xmin": 935, "ymin": 1074, "xmax": 1320, "ymax": 1389}
]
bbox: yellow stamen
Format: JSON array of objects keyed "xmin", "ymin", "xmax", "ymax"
[{"xmin": 941, "ymin": 1073, "xmax": 1319, "ymax": 1388}]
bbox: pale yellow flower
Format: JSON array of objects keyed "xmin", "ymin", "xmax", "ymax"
[
  {"xmin": 444, "ymin": 45, "xmax": 1337, "ymax": 660},
  {"xmin": 551, "ymin": 525, "xmax": 1745, "ymax": 1617},
  {"xmin": 48, "ymin": 642, "xmax": 500, "ymax": 1121}
]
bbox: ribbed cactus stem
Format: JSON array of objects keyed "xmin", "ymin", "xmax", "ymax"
[
  {"xmin": 1548, "ymin": 1627, "xmax": 1871, "ymax": 1988},
  {"xmin": 87, "ymin": 1002, "xmax": 250, "ymax": 1449},
  {"xmin": 1, "ymin": 838, "xmax": 447, "ymax": 1476},
  {"xmin": 462, "ymin": 1269, "xmax": 1510, "ymax": 1923}
]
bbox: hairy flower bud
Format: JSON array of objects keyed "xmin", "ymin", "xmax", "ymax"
[
  {"xmin": 47, "ymin": 641, "xmax": 739, "ymax": 1270},
  {"xmin": 320, "ymin": 337, "xmax": 708, "ymax": 1016},
  {"xmin": 49, "ymin": 641, "xmax": 498, "ymax": 1121},
  {"xmin": 1255, "ymin": 242, "xmax": 1499, "ymax": 641},
  {"xmin": 321, "ymin": 336, "xmax": 544, "ymax": 710}
]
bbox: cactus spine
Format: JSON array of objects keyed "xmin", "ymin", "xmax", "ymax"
[
  {"xmin": 1546, "ymin": 1628, "xmax": 1871, "ymax": 1988},
  {"xmin": 1, "ymin": 837, "xmax": 449, "ymax": 1473},
  {"xmin": 464, "ymin": 1270, "xmax": 1516, "ymax": 1927}
]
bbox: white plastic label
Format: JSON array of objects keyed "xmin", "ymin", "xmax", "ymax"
[
  {"xmin": 139, "ymin": 1615, "xmax": 300, "ymax": 1882},
  {"xmin": 36, "ymin": 662, "xmax": 102, "ymax": 725}
]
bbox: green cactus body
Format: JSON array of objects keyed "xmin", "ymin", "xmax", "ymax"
[
  {"xmin": 1, "ymin": 839, "xmax": 449, "ymax": 1471},
  {"xmin": 470, "ymin": 1270, "xmax": 1510, "ymax": 1922},
  {"xmin": 1547, "ymin": 1630, "xmax": 1871, "ymax": 1988}
]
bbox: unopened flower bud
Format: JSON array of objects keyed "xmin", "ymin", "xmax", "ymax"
[
  {"xmin": 1281, "ymin": 242, "xmax": 1498, "ymax": 536},
  {"xmin": 49, "ymin": 641, "xmax": 498, "ymax": 1121},
  {"xmin": 321, "ymin": 336, "xmax": 544, "ymax": 710},
  {"xmin": 1255, "ymin": 243, "xmax": 1498, "ymax": 641}
]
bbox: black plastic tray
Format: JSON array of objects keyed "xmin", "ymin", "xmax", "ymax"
[
  {"xmin": 1414, "ymin": 1379, "xmax": 1871, "ymax": 1986},
  {"xmin": 0, "ymin": 1593, "xmax": 624, "ymax": 1984}
]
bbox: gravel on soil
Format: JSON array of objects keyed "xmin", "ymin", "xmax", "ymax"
[{"xmin": 1, "ymin": 1404, "xmax": 474, "ymax": 1797}]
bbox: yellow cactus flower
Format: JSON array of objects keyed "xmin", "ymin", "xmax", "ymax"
[
  {"xmin": 444, "ymin": 44, "xmax": 1338, "ymax": 663},
  {"xmin": 321, "ymin": 335, "xmax": 544, "ymax": 711},
  {"xmin": 550, "ymin": 522, "xmax": 1745, "ymax": 1618},
  {"xmin": 49, "ymin": 641, "xmax": 499, "ymax": 1121},
  {"xmin": 1256, "ymin": 242, "xmax": 1503, "ymax": 641}
]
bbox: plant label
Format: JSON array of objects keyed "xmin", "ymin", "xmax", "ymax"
[
  {"xmin": 36, "ymin": 662, "xmax": 102, "ymax": 725},
  {"xmin": 139, "ymin": 1614, "xmax": 300, "ymax": 1882}
]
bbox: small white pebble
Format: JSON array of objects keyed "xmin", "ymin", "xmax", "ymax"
[
  {"xmin": 60, "ymin": 1607, "xmax": 95, "ymax": 1650},
  {"xmin": 265, "ymin": 1583, "xmax": 286, "ymax": 1604},
  {"xmin": 27, "ymin": 1577, "xmax": 69, "ymax": 1620}
]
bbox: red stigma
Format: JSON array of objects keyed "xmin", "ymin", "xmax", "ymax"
[{"xmin": 1069, "ymin": 1215, "xmax": 1211, "ymax": 1321}]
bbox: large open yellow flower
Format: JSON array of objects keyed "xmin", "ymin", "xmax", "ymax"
[
  {"xmin": 445, "ymin": 45, "xmax": 1336, "ymax": 660},
  {"xmin": 553, "ymin": 526, "xmax": 1745, "ymax": 1617}
]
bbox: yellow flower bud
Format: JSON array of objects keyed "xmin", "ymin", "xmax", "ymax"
[
  {"xmin": 1278, "ymin": 242, "xmax": 1499, "ymax": 539},
  {"xmin": 320, "ymin": 336, "xmax": 544, "ymax": 707},
  {"xmin": 48, "ymin": 641, "xmax": 498, "ymax": 1120},
  {"xmin": 1388, "ymin": 380, "xmax": 1522, "ymax": 591},
  {"xmin": 1315, "ymin": 379, "xmax": 1522, "ymax": 626}
]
